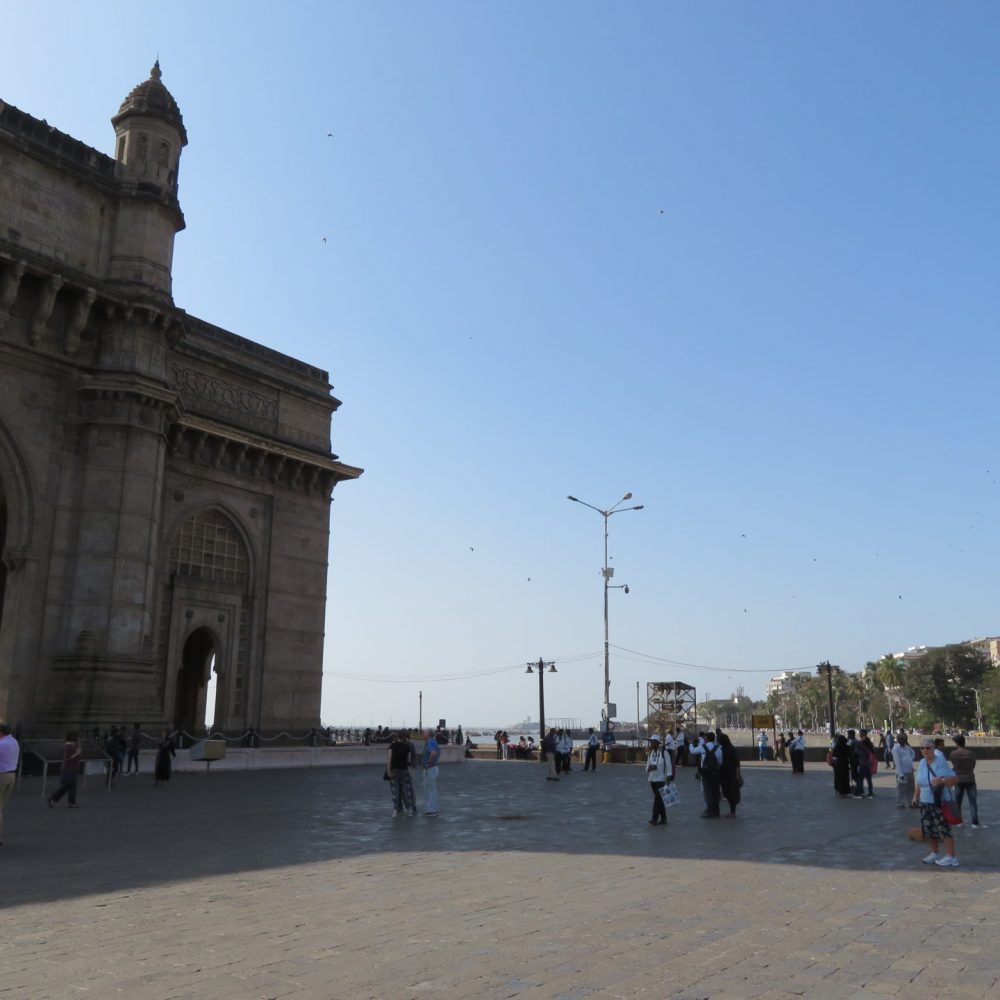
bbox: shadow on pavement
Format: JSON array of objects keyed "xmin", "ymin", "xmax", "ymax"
[{"xmin": 5, "ymin": 759, "xmax": 996, "ymax": 907}]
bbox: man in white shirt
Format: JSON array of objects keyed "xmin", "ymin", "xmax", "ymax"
[
  {"xmin": 0, "ymin": 722, "xmax": 20, "ymax": 847},
  {"xmin": 789, "ymin": 730, "xmax": 806, "ymax": 774},
  {"xmin": 891, "ymin": 731, "xmax": 916, "ymax": 809}
]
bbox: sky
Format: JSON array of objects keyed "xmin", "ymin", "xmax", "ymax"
[{"xmin": 4, "ymin": 2, "xmax": 1000, "ymax": 732}]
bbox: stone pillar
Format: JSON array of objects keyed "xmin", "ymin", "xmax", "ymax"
[{"xmin": 42, "ymin": 306, "xmax": 180, "ymax": 726}]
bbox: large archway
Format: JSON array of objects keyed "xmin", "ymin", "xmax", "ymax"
[
  {"xmin": 174, "ymin": 627, "xmax": 216, "ymax": 736},
  {"xmin": 0, "ymin": 475, "xmax": 7, "ymax": 635}
]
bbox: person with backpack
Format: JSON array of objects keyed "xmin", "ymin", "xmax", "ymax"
[
  {"xmin": 853, "ymin": 729, "xmax": 876, "ymax": 798},
  {"xmin": 691, "ymin": 730, "xmax": 723, "ymax": 818}
]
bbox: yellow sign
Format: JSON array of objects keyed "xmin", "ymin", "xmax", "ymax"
[{"xmin": 751, "ymin": 714, "xmax": 775, "ymax": 729}]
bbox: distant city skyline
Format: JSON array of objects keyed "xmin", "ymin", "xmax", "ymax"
[{"xmin": 4, "ymin": 3, "xmax": 1000, "ymax": 731}]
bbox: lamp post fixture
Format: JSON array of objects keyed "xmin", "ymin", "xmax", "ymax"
[
  {"xmin": 526, "ymin": 658, "xmax": 556, "ymax": 759},
  {"xmin": 971, "ymin": 687, "xmax": 983, "ymax": 733},
  {"xmin": 567, "ymin": 492, "xmax": 644, "ymax": 725},
  {"xmin": 816, "ymin": 661, "xmax": 837, "ymax": 740}
]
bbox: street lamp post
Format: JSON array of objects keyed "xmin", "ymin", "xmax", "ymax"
[
  {"xmin": 816, "ymin": 662, "xmax": 837, "ymax": 740},
  {"xmin": 526, "ymin": 658, "xmax": 556, "ymax": 759},
  {"xmin": 971, "ymin": 687, "xmax": 983, "ymax": 733},
  {"xmin": 567, "ymin": 492, "xmax": 644, "ymax": 725}
]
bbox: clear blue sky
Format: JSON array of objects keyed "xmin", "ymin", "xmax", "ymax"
[{"xmin": 4, "ymin": 3, "xmax": 999, "ymax": 730}]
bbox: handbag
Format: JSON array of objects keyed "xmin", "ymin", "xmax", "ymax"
[
  {"xmin": 929, "ymin": 763, "xmax": 962, "ymax": 826},
  {"xmin": 659, "ymin": 782, "xmax": 680, "ymax": 807},
  {"xmin": 825, "ymin": 750, "xmax": 834, "ymax": 767},
  {"xmin": 382, "ymin": 769, "xmax": 390, "ymax": 781}
]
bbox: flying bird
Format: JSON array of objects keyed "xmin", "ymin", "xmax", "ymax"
[
  {"xmin": 321, "ymin": 237, "xmax": 327, "ymax": 243},
  {"xmin": 327, "ymin": 132, "xmax": 334, "ymax": 138}
]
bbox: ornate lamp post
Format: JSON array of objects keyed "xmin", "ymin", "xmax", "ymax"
[{"xmin": 526, "ymin": 658, "xmax": 556, "ymax": 758}]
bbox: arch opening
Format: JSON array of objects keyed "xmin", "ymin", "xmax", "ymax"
[
  {"xmin": 174, "ymin": 627, "xmax": 216, "ymax": 736},
  {"xmin": 0, "ymin": 475, "xmax": 7, "ymax": 635}
]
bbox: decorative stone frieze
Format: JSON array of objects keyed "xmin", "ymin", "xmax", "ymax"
[{"xmin": 170, "ymin": 364, "xmax": 278, "ymax": 424}]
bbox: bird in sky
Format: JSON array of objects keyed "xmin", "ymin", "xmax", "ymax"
[
  {"xmin": 321, "ymin": 237, "xmax": 326, "ymax": 243},
  {"xmin": 469, "ymin": 547, "xmax": 474, "ymax": 552},
  {"xmin": 327, "ymin": 132, "xmax": 334, "ymax": 138},
  {"xmin": 658, "ymin": 209, "xmax": 665, "ymax": 214}
]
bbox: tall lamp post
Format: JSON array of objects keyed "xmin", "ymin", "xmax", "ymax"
[
  {"xmin": 567, "ymin": 492, "xmax": 644, "ymax": 727},
  {"xmin": 816, "ymin": 661, "xmax": 837, "ymax": 740},
  {"xmin": 971, "ymin": 687, "xmax": 983, "ymax": 733},
  {"xmin": 526, "ymin": 658, "xmax": 556, "ymax": 759}
]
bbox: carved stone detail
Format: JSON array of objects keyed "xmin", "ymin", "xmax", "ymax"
[
  {"xmin": 31, "ymin": 274, "xmax": 64, "ymax": 346},
  {"xmin": 171, "ymin": 365, "xmax": 278, "ymax": 423},
  {"xmin": 0, "ymin": 260, "xmax": 27, "ymax": 331},
  {"xmin": 64, "ymin": 288, "xmax": 97, "ymax": 356}
]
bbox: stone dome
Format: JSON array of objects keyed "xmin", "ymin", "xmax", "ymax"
[{"xmin": 112, "ymin": 61, "xmax": 187, "ymax": 145}]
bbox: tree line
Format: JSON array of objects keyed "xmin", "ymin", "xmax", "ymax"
[{"xmin": 698, "ymin": 646, "xmax": 1000, "ymax": 733}]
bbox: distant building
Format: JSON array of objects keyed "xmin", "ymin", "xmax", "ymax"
[
  {"xmin": 892, "ymin": 647, "xmax": 930, "ymax": 668},
  {"xmin": 963, "ymin": 637, "xmax": 1000, "ymax": 667},
  {"xmin": 766, "ymin": 671, "xmax": 810, "ymax": 697}
]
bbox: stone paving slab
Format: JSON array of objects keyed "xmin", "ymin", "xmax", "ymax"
[{"xmin": 1, "ymin": 758, "xmax": 998, "ymax": 999}]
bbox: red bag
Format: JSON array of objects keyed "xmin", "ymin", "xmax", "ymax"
[
  {"xmin": 868, "ymin": 752, "xmax": 879, "ymax": 775},
  {"xmin": 941, "ymin": 799, "xmax": 963, "ymax": 827},
  {"xmin": 825, "ymin": 750, "xmax": 834, "ymax": 767}
]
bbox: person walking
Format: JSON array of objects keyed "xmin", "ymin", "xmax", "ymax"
[
  {"xmin": 717, "ymin": 731, "xmax": 742, "ymax": 818},
  {"xmin": 789, "ymin": 730, "xmax": 806, "ymax": 774},
  {"xmin": 692, "ymin": 730, "xmax": 723, "ymax": 818},
  {"xmin": 0, "ymin": 722, "xmax": 20, "ymax": 845},
  {"xmin": 913, "ymin": 736, "xmax": 960, "ymax": 867},
  {"xmin": 154, "ymin": 729, "xmax": 176, "ymax": 785},
  {"xmin": 48, "ymin": 732, "xmax": 82, "ymax": 808},
  {"xmin": 756, "ymin": 730, "xmax": 769, "ymax": 761},
  {"xmin": 645, "ymin": 734, "xmax": 671, "ymax": 826},
  {"xmin": 543, "ymin": 728, "xmax": 559, "ymax": 781},
  {"xmin": 950, "ymin": 735, "xmax": 980, "ymax": 827},
  {"xmin": 559, "ymin": 729, "xmax": 573, "ymax": 773},
  {"xmin": 125, "ymin": 723, "xmax": 142, "ymax": 776},
  {"xmin": 674, "ymin": 728, "xmax": 688, "ymax": 767},
  {"xmin": 853, "ymin": 729, "xmax": 876, "ymax": 797},
  {"xmin": 891, "ymin": 732, "xmax": 916, "ymax": 808},
  {"xmin": 387, "ymin": 729, "xmax": 417, "ymax": 817},
  {"xmin": 831, "ymin": 734, "xmax": 852, "ymax": 797},
  {"xmin": 584, "ymin": 728, "xmax": 599, "ymax": 771},
  {"xmin": 421, "ymin": 728, "xmax": 441, "ymax": 815},
  {"xmin": 774, "ymin": 732, "xmax": 787, "ymax": 764}
]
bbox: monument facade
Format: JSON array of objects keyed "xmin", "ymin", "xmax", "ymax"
[{"xmin": 0, "ymin": 64, "xmax": 362, "ymax": 736}]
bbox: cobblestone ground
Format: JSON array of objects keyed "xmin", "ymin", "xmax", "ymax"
[{"xmin": 2, "ymin": 757, "xmax": 998, "ymax": 999}]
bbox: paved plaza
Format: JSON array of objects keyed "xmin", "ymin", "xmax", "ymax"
[{"xmin": 2, "ymin": 756, "xmax": 999, "ymax": 1000}]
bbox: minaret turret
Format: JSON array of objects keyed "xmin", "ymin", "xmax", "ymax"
[{"xmin": 107, "ymin": 62, "xmax": 187, "ymax": 299}]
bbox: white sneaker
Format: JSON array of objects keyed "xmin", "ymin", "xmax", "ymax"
[
  {"xmin": 922, "ymin": 852, "xmax": 940, "ymax": 864},
  {"xmin": 935, "ymin": 856, "xmax": 959, "ymax": 867}
]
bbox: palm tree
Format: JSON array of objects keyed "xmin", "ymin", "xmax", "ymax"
[{"xmin": 874, "ymin": 654, "xmax": 905, "ymax": 730}]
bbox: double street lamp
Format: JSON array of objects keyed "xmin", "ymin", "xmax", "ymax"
[
  {"xmin": 567, "ymin": 492, "xmax": 644, "ymax": 725},
  {"xmin": 526, "ymin": 658, "xmax": 556, "ymax": 757}
]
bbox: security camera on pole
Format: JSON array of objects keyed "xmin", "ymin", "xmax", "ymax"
[{"xmin": 567, "ymin": 491, "xmax": 644, "ymax": 743}]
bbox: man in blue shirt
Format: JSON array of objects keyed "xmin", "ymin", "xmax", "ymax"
[{"xmin": 421, "ymin": 729, "xmax": 441, "ymax": 816}]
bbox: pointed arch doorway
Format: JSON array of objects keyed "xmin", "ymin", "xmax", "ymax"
[
  {"xmin": 174, "ymin": 627, "xmax": 217, "ymax": 735},
  {"xmin": 0, "ymin": 475, "xmax": 7, "ymax": 635}
]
